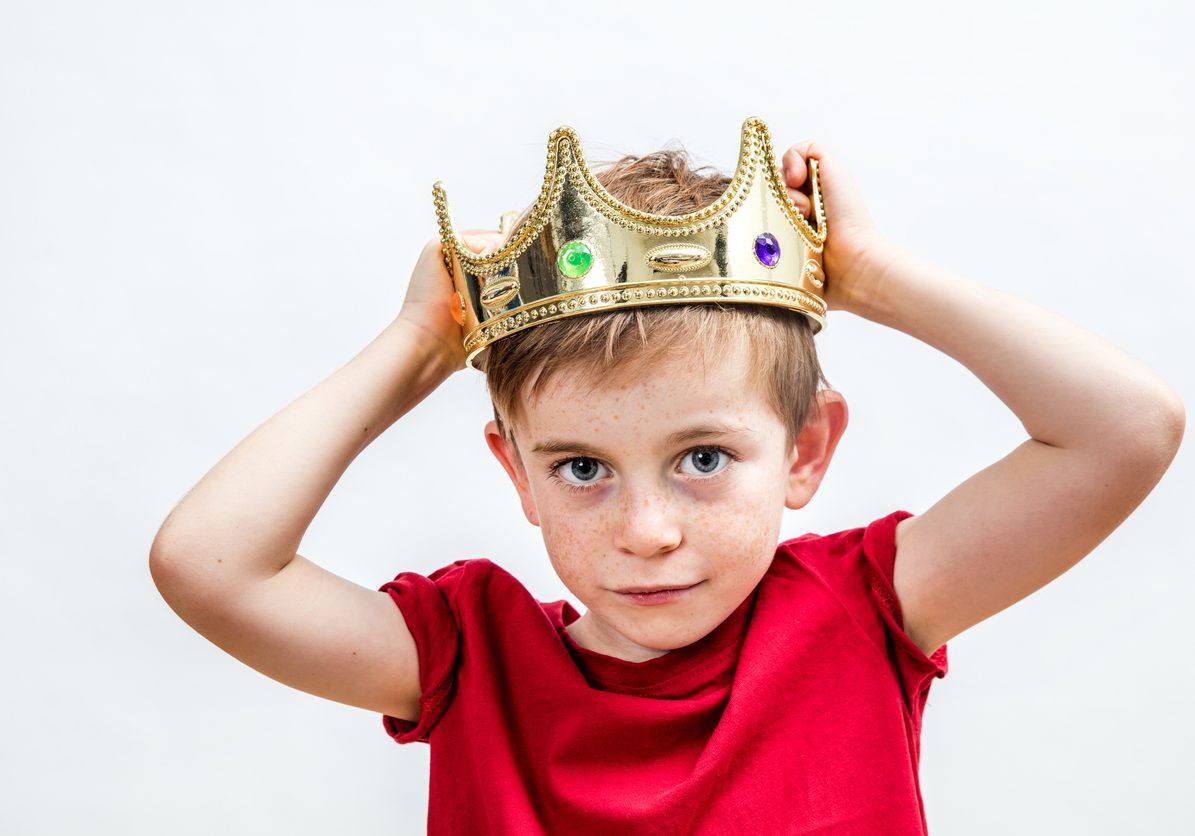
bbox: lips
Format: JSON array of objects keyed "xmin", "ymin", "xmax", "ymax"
[{"xmin": 614, "ymin": 582, "xmax": 700, "ymax": 594}]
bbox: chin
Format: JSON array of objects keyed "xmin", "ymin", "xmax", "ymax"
[{"xmin": 623, "ymin": 614, "xmax": 715, "ymax": 651}]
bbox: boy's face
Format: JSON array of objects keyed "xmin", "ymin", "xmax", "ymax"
[{"xmin": 484, "ymin": 341, "xmax": 846, "ymax": 663}]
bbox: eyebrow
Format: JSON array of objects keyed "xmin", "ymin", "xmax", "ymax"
[{"xmin": 529, "ymin": 423, "xmax": 755, "ymax": 458}]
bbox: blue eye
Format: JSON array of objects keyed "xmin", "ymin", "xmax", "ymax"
[
  {"xmin": 680, "ymin": 448, "xmax": 729, "ymax": 477},
  {"xmin": 556, "ymin": 457, "xmax": 607, "ymax": 487}
]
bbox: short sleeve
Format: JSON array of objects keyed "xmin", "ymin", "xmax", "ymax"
[
  {"xmin": 376, "ymin": 560, "xmax": 468, "ymax": 744},
  {"xmin": 860, "ymin": 510, "xmax": 949, "ymax": 721}
]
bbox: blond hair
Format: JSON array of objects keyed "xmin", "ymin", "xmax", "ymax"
[{"xmin": 478, "ymin": 145, "xmax": 831, "ymax": 455}]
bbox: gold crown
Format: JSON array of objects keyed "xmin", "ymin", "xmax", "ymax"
[{"xmin": 434, "ymin": 116, "xmax": 828, "ymax": 369}]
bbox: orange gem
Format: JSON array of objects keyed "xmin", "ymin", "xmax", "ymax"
[{"xmin": 449, "ymin": 291, "xmax": 465, "ymax": 326}]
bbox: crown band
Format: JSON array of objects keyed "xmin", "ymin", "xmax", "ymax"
[{"xmin": 462, "ymin": 278, "xmax": 828, "ymax": 355}]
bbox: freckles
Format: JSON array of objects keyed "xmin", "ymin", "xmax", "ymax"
[
  {"xmin": 546, "ymin": 514, "xmax": 609, "ymax": 579},
  {"xmin": 693, "ymin": 492, "xmax": 779, "ymax": 573}
]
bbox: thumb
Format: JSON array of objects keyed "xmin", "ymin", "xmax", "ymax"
[
  {"xmin": 781, "ymin": 141, "xmax": 875, "ymax": 234},
  {"xmin": 459, "ymin": 228, "xmax": 505, "ymax": 257}
]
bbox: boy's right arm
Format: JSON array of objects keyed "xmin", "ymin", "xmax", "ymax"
[{"xmin": 149, "ymin": 234, "xmax": 500, "ymax": 722}]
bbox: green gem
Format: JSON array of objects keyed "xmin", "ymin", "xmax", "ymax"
[{"xmin": 557, "ymin": 240, "xmax": 594, "ymax": 279}]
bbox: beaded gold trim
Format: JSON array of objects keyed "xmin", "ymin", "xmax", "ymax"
[
  {"xmin": 462, "ymin": 278, "xmax": 828, "ymax": 356},
  {"xmin": 432, "ymin": 117, "xmax": 827, "ymax": 280}
]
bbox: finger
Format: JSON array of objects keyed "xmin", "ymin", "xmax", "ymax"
[
  {"xmin": 459, "ymin": 229, "xmax": 504, "ymax": 256},
  {"xmin": 787, "ymin": 186, "xmax": 811, "ymax": 217},
  {"xmin": 783, "ymin": 140, "xmax": 832, "ymax": 194},
  {"xmin": 781, "ymin": 145, "xmax": 809, "ymax": 190}
]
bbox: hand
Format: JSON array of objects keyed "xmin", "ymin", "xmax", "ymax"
[
  {"xmin": 395, "ymin": 229, "xmax": 505, "ymax": 374},
  {"xmin": 781, "ymin": 141, "xmax": 891, "ymax": 316}
]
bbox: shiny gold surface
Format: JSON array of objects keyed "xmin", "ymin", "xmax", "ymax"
[
  {"xmin": 644, "ymin": 243, "xmax": 713, "ymax": 273},
  {"xmin": 432, "ymin": 116, "xmax": 829, "ymax": 369}
]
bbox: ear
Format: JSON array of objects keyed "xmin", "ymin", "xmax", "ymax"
[
  {"xmin": 484, "ymin": 419, "xmax": 540, "ymax": 527},
  {"xmin": 784, "ymin": 390, "xmax": 849, "ymax": 510}
]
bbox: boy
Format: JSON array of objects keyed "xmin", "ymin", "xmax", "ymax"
[{"xmin": 149, "ymin": 119, "xmax": 1185, "ymax": 834}]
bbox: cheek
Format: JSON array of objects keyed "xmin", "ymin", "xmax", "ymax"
[
  {"xmin": 539, "ymin": 510, "xmax": 607, "ymax": 583},
  {"xmin": 692, "ymin": 479, "xmax": 786, "ymax": 571}
]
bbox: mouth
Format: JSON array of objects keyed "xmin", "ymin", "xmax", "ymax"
[{"xmin": 614, "ymin": 581, "xmax": 703, "ymax": 605}]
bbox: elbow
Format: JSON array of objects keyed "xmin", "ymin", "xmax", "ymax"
[
  {"xmin": 148, "ymin": 521, "xmax": 218, "ymax": 612},
  {"xmin": 1165, "ymin": 389, "xmax": 1186, "ymax": 447},
  {"xmin": 1146, "ymin": 384, "xmax": 1185, "ymax": 458},
  {"xmin": 148, "ymin": 533, "xmax": 227, "ymax": 629},
  {"xmin": 1120, "ymin": 384, "xmax": 1185, "ymax": 475},
  {"xmin": 148, "ymin": 521, "xmax": 282, "ymax": 623},
  {"xmin": 148, "ymin": 525, "xmax": 189, "ymax": 606}
]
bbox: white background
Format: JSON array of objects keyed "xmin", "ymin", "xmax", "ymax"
[{"xmin": 2, "ymin": 1, "xmax": 1192, "ymax": 833}]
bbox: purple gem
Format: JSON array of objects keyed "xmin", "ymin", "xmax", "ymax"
[{"xmin": 754, "ymin": 232, "xmax": 781, "ymax": 267}]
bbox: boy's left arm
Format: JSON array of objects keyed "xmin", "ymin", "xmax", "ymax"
[
  {"xmin": 854, "ymin": 238, "xmax": 1183, "ymax": 656},
  {"xmin": 782, "ymin": 142, "xmax": 1186, "ymax": 658}
]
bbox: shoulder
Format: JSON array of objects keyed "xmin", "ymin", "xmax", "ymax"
[
  {"xmin": 380, "ymin": 557, "xmax": 538, "ymax": 618},
  {"xmin": 382, "ymin": 556, "xmax": 507, "ymax": 588},
  {"xmin": 773, "ymin": 510, "xmax": 911, "ymax": 586},
  {"xmin": 765, "ymin": 511, "xmax": 949, "ymax": 710},
  {"xmin": 767, "ymin": 511, "xmax": 917, "ymax": 644}
]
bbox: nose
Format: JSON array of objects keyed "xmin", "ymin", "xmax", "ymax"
[{"xmin": 614, "ymin": 484, "xmax": 683, "ymax": 558}]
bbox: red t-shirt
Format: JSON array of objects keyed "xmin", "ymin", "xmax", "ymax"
[{"xmin": 378, "ymin": 510, "xmax": 949, "ymax": 835}]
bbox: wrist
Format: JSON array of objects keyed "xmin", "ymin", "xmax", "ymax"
[
  {"xmin": 387, "ymin": 315, "xmax": 465, "ymax": 380},
  {"xmin": 832, "ymin": 234, "xmax": 909, "ymax": 323}
]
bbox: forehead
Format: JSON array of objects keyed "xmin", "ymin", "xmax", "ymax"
[{"xmin": 517, "ymin": 340, "xmax": 776, "ymax": 450}]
